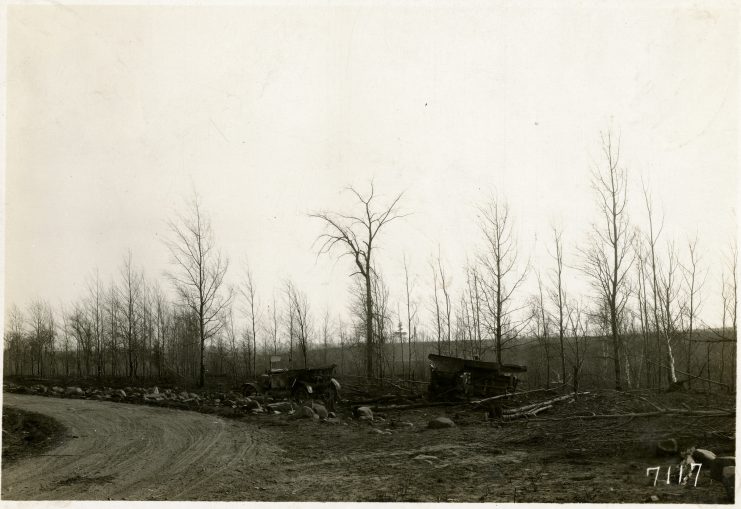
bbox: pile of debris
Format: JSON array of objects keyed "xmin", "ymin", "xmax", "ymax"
[{"xmin": 4, "ymin": 382, "xmax": 269, "ymax": 416}]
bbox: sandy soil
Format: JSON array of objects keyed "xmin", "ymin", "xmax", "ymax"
[
  {"xmin": 1, "ymin": 391, "xmax": 734, "ymax": 502},
  {"xmin": 1, "ymin": 393, "xmax": 280, "ymax": 500}
]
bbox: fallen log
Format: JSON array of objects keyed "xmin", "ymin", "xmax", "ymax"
[
  {"xmin": 470, "ymin": 387, "xmax": 557, "ymax": 406},
  {"xmin": 502, "ymin": 392, "xmax": 589, "ymax": 414},
  {"xmin": 503, "ymin": 404, "xmax": 554, "ymax": 419},
  {"xmin": 646, "ymin": 360, "xmax": 730, "ymax": 388},
  {"xmin": 369, "ymin": 400, "xmax": 462, "ymax": 412},
  {"xmin": 520, "ymin": 408, "xmax": 735, "ymax": 422},
  {"xmin": 502, "ymin": 392, "xmax": 588, "ymax": 415}
]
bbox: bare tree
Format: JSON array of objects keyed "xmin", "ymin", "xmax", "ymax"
[
  {"xmin": 466, "ymin": 264, "xmax": 484, "ymax": 357},
  {"xmin": 478, "ymin": 196, "xmax": 529, "ymax": 364},
  {"xmin": 402, "ymin": 254, "xmax": 418, "ymax": 378},
  {"xmin": 657, "ymin": 241, "xmax": 682, "ymax": 384},
  {"xmin": 437, "ymin": 251, "xmax": 453, "ymax": 355},
  {"xmin": 240, "ymin": 261, "xmax": 260, "ymax": 377},
  {"xmin": 642, "ymin": 184, "xmax": 665, "ymax": 387},
  {"xmin": 165, "ymin": 195, "xmax": 232, "ymax": 387},
  {"xmin": 430, "ymin": 258, "xmax": 443, "ymax": 355},
  {"xmin": 321, "ymin": 309, "xmax": 331, "ymax": 366},
  {"xmin": 549, "ymin": 228, "xmax": 567, "ymax": 388},
  {"xmin": 5, "ymin": 305, "xmax": 26, "ymax": 375},
  {"xmin": 27, "ymin": 300, "xmax": 55, "ymax": 377},
  {"xmin": 580, "ymin": 132, "xmax": 634, "ymax": 390},
  {"xmin": 531, "ymin": 271, "xmax": 551, "ymax": 387},
  {"xmin": 118, "ymin": 251, "xmax": 142, "ymax": 378},
  {"xmin": 680, "ymin": 235, "xmax": 705, "ymax": 388},
  {"xmin": 288, "ymin": 283, "xmax": 312, "ymax": 368},
  {"xmin": 311, "ymin": 183, "xmax": 405, "ymax": 378}
]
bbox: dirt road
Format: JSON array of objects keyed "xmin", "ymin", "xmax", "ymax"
[{"xmin": 2, "ymin": 394, "xmax": 279, "ymax": 500}]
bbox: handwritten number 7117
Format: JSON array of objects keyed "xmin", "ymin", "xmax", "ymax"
[{"xmin": 646, "ymin": 464, "xmax": 702, "ymax": 487}]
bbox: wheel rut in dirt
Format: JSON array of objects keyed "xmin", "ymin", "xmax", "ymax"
[{"xmin": 2, "ymin": 394, "xmax": 280, "ymax": 500}]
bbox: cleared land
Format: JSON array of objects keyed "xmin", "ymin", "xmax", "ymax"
[{"xmin": 1, "ymin": 389, "xmax": 735, "ymax": 502}]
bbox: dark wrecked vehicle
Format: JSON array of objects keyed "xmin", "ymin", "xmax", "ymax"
[
  {"xmin": 242, "ymin": 363, "xmax": 341, "ymax": 411},
  {"xmin": 427, "ymin": 353, "xmax": 527, "ymax": 401}
]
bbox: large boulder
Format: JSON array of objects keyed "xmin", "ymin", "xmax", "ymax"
[
  {"xmin": 722, "ymin": 466, "xmax": 735, "ymax": 502},
  {"xmin": 243, "ymin": 399, "xmax": 262, "ymax": 411},
  {"xmin": 51, "ymin": 386, "xmax": 64, "ymax": 394},
  {"xmin": 428, "ymin": 417, "xmax": 456, "ymax": 429},
  {"xmin": 691, "ymin": 448, "xmax": 717, "ymax": 466},
  {"xmin": 312, "ymin": 403, "xmax": 329, "ymax": 420},
  {"xmin": 267, "ymin": 401, "xmax": 294, "ymax": 413},
  {"xmin": 711, "ymin": 457, "xmax": 735, "ymax": 482},
  {"xmin": 356, "ymin": 406, "xmax": 373, "ymax": 420},
  {"xmin": 64, "ymin": 387, "xmax": 84, "ymax": 396},
  {"xmin": 656, "ymin": 438, "xmax": 678, "ymax": 456},
  {"xmin": 296, "ymin": 406, "xmax": 317, "ymax": 419}
]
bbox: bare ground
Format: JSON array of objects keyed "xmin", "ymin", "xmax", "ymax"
[{"xmin": 1, "ymin": 391, "xmax": 735, "ymax": 502}]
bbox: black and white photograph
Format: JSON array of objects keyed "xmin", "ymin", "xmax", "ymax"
[{"xmin": 1, "ymin": 0, "xmax": 738, "ymax": 504}]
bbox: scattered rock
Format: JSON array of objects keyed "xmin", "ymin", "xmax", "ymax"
[
  {"xmin": 152, "ymin": 386, "xmax": 159, "ymax": 394},
  {"xmin": 114, "ymin": 389, "xmax": 127, "ymax": 398},
  {"xmin": 243, "ymin": 399, "xmax": 261, "ymax": 411},
  {"xmin": 328, "ymin": 411, "xmax": 336, "ymax": 419},
  {"xmin": 722, "ymin": 466, "xmax": 735, "ymax": 502},
  {"xmin": 297, "ymin": 406, "xmax": 317, "ymax": 419},
  {"xmin": 648, "ymin": 495, "xmax": 660, "ymax": 502},
  {"xmin": 691, "ymin": 448, "xmax": 717, "ymax": 465},
  {"xmin": 656, "ymin": 438, "xmax": 678, "ymax": 456},
  {"xmin": 356, "ymin": 406, "xmax": 373, "ymax": 420},
  {"xmin": 369, "ymin": 428, "xmax": 391, "ymax": 435},
  {"xmin": 428, "ymin": 417, "xmax": 456, "ymax": 429},
  {"xmin": 52, "ymin": 386, "xmax": 64, "ymax": 394},
  {"xmin": 711, "ymin": 457, "xmax": 736, "ymax": 482},
  {"xmin": 267, "ymin": 401, "xmax": 294, "ymax": 413},
  {"xmin": 312, "ymin": 403, "xmax": 328, "ymax": 420},
  {"xmin": 413, "ymin": 454, "xmax": 439, "ymax": 461}
]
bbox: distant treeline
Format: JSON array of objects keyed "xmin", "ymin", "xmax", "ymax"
[{"xmin": 4, "ymin": 131, "xmax": 738, "ymax": 391}]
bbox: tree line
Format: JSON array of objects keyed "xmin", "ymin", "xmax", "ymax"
[{"xmin": 4, "ymin": 132, "xmax": 738, "ymax": 391}]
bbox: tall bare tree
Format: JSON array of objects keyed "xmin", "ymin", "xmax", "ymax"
[
  {"xmin": 165, "ymin": 195, "xmax": 232, "ymax": 387},
  {"xmin": 288, "ymin": 283, "xmax": 312, "ymax": 368},
  {"xmin": 478, "ymin": 196, "xmax": 528, "ymax": 364},
  {"xmin": 642, "ymin": 184, "xmax": 665, "ymax": 386},
  {"xmin": 580, "ymin": 132, "xmax": 634, "ymax": 390},
  {"xmin": 549, "ymin": 228, "xmax": 567, "ymax": 388},
  {"xmin": 119, "ymin": 251, "xmax": 142, "ymax": 378},
  {"xmin": 311, "ymin": 183, "xmax": 405, "ymax": 378},
  {"xmin": 402, "ymin": 254, "xmax": 418, "ymax": 378},
  {"xmin": 657, "ymin": 241, "xmax": 682, "ymax": 384},
  {"xmin": 430, "ymin": 258, "xmax": 443, "ymax": 355},
  {"xmin": 680, "ymin": 235, "xmax": 705, "ymax": 388},
  {"xmin": 437, "ymin": 251, "xmax": 453, "ymax": 355},
  {"xmin": 240, "ymin": 261, "xmax": 260, "ymax": 377}
]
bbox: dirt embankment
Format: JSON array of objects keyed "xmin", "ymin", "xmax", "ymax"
[{"xmin": 2, "ymin": 406, "xmax": 68, "ymax": 465}]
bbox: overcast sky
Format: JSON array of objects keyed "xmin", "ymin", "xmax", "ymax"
[{"xmin": 4, "ymin": 2, "xmax": 738, "ymax": 331}]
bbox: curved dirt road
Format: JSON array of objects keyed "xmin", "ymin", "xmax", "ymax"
[{"xmin": 2, "ymin": 394, "xmax": 280, "ymax": 500}]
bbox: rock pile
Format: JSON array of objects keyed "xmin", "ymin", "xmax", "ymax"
[
  {"xmin": 687, "ymin": 447, "xmax": 735, "ymax": 502},
  {"xmin": 3, "ymin": 382, "xmax": 267, "ymax": 415}
]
